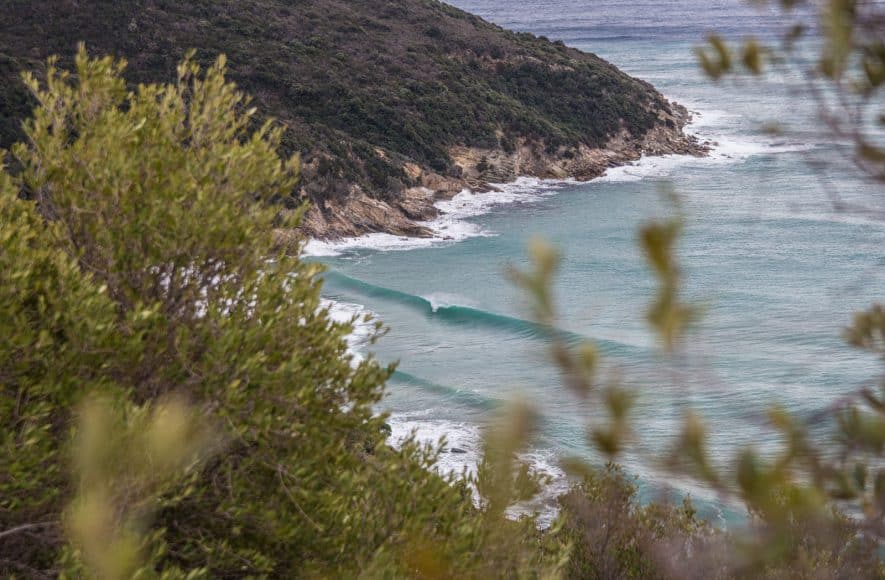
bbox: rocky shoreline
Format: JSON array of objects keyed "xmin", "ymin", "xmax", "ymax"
[{"xmin": 294, "ymin": 102, "xmax": 708, "ymax": 242}]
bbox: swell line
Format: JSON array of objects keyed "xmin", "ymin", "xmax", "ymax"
[
  {"xmin": 323, "ymin": 271, "xmax": 645, "ymax": 357},
  {"xmin": 391, "ymin": 370, "xmax": 501, "ymax": 411}
]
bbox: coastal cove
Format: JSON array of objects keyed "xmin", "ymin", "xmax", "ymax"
[
  {"xmin": 308, "ymin": 0, "xmax": 885, "ymax": 523},
  {"xmin": 3, "ymin": 0, "xmax": 884, "ymax": 575}
]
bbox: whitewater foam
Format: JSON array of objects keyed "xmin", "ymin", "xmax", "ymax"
[
  {"xmin": 423, "ymin": 292, "xmax": 480, "ymax": 313},
  {"xmin": 387, "ymin": 413, "xmax": 482, "ymax": 478},
  {"xmin": 596, "ymin": 106, "xmax": 815, "ymax": 184},
  {"xmin": 321, "ymin": 298, "xmax": 376, "ymax": 363},
  {"xmin": 303, "ymin": 178, "xmax": 573, "ymax": 257},
  {"xmin": 386, "ymin": 411, "xmax": 569, "ymax": 527}
]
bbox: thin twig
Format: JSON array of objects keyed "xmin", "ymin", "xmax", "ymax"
[{"xmin": 0, "ymin": 521, "xmax": 55, "ymax": 541}]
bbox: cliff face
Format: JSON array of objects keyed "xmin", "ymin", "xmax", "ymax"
[{"xmin": 0, "ymin": 0, "xmax": 704, "ymax": 239}]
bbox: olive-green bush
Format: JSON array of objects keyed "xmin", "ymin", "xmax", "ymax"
[{"xmin": 0, "ymin": 48, "xmax": 558, "ymax": 578}]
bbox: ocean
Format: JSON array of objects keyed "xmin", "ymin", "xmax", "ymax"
[{"xmin": 308, "ymin": 0, "xmax": 885, "ymax": 523}]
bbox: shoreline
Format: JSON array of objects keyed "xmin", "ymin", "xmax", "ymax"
[
  {"xmin": 290, "ymin": 102, "xmax": 709, "ymax": 246},
  {"xmin": 301, "ymin": 102, "xmax": 820, "ymax": 258},
  {"xmin": 302, "ymin": 106, "xmax": 714, "ymax": 257}
]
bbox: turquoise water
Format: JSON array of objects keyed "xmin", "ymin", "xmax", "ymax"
[{"xmin": 309, "ymin": 1, "xmax": 885, "ymax": 519}]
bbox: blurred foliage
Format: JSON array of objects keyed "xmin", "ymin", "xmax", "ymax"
[
  {"xmin": 508, "ymin": 211, "xmax": 883, "ymax": 577},
  {"xmin": 62, "ymin": 395, "xmax": 215, "ymax": 579},
  {"xmin": 695, "ymin": 0, "xmax": 885, "ymax": 183},
  {"xmin": 688, "ymin": 4, "xmax": 885, "ymax": 571},
  {"xmin": 638, "ymin": 197, "xmax": 701, "ymax": 353}
]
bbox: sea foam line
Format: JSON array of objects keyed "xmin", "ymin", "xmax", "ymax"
[
  {"xmin": 303, "ymin": 176, "xmax": 573, "ymax": 257},
  {"xmin": 322, "ymin": 294, "xmax": 572, "ymax": 525},
  {"xmin": 304, "ymin": 108, "xmax": 809, "ymax": 257}
]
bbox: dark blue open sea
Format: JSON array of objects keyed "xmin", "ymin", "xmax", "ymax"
[{"xmin": 307, "ymin": 1, "xmax": 885, "ymax": 523}]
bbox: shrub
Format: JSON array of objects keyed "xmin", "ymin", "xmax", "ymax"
[{"xmin": 0, "ymin": 48, "xmax": 560, "ymax": 577}]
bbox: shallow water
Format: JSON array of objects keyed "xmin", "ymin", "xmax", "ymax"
[{"xmin": 310, "ymin": 0, "xmax": 885, "ymax": 523}]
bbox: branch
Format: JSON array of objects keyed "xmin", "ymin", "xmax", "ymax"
[{"xmin": 0, "ymin": 521, "xmax": 55, "ymax": 541}]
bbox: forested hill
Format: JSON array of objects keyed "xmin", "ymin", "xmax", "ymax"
[{"xmin": 0, "ymin": 0, "xmax": 701, "ymax": 237}]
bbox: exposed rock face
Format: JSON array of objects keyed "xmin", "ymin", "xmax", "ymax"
[
  {"xmin": 300, "ymin": 186, "xmax": 438, "ymax": 239},
  {"xmin": 299, "ymin": 103, "xmax": 707, "ymax": 239}
]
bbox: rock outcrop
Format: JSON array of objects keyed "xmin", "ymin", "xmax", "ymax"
[{"xmin": 299, "ymin": 103, "xmax": 707, "ymax": 239}]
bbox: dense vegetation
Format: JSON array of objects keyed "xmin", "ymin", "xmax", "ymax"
[{"xmin": 0, "ymin": 0, "xmax": 674, "ymax": 208}]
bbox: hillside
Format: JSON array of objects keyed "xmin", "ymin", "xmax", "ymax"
[{"xmin": 0, "ymin": 0, "xmax": 703, "ymax": 238}]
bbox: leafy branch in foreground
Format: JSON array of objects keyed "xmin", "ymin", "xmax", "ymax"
[
  {"xmin": 504, "ymin": 198, "xmax": 883, "ymax": 577},
  {"xmin": 63, "ymin": 396, "xmax": 215, "ymax": 579},
  {"xmin": 696, "ymin": 0, "xmax": 884, "ymax": 185}
]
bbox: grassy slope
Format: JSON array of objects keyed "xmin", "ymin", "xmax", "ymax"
[{"xmin": 0, "ymin": 0, "xmax": 675, "ymax": 207}]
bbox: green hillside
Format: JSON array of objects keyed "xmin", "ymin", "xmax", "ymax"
[{"xmin": 0, "ymin": 0, "xmax": 683, "ymax": 230}]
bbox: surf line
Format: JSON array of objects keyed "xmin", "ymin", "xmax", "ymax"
[{"xmin": 322, "ymin": 271, "xmax": 649, "ymax": 358}]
